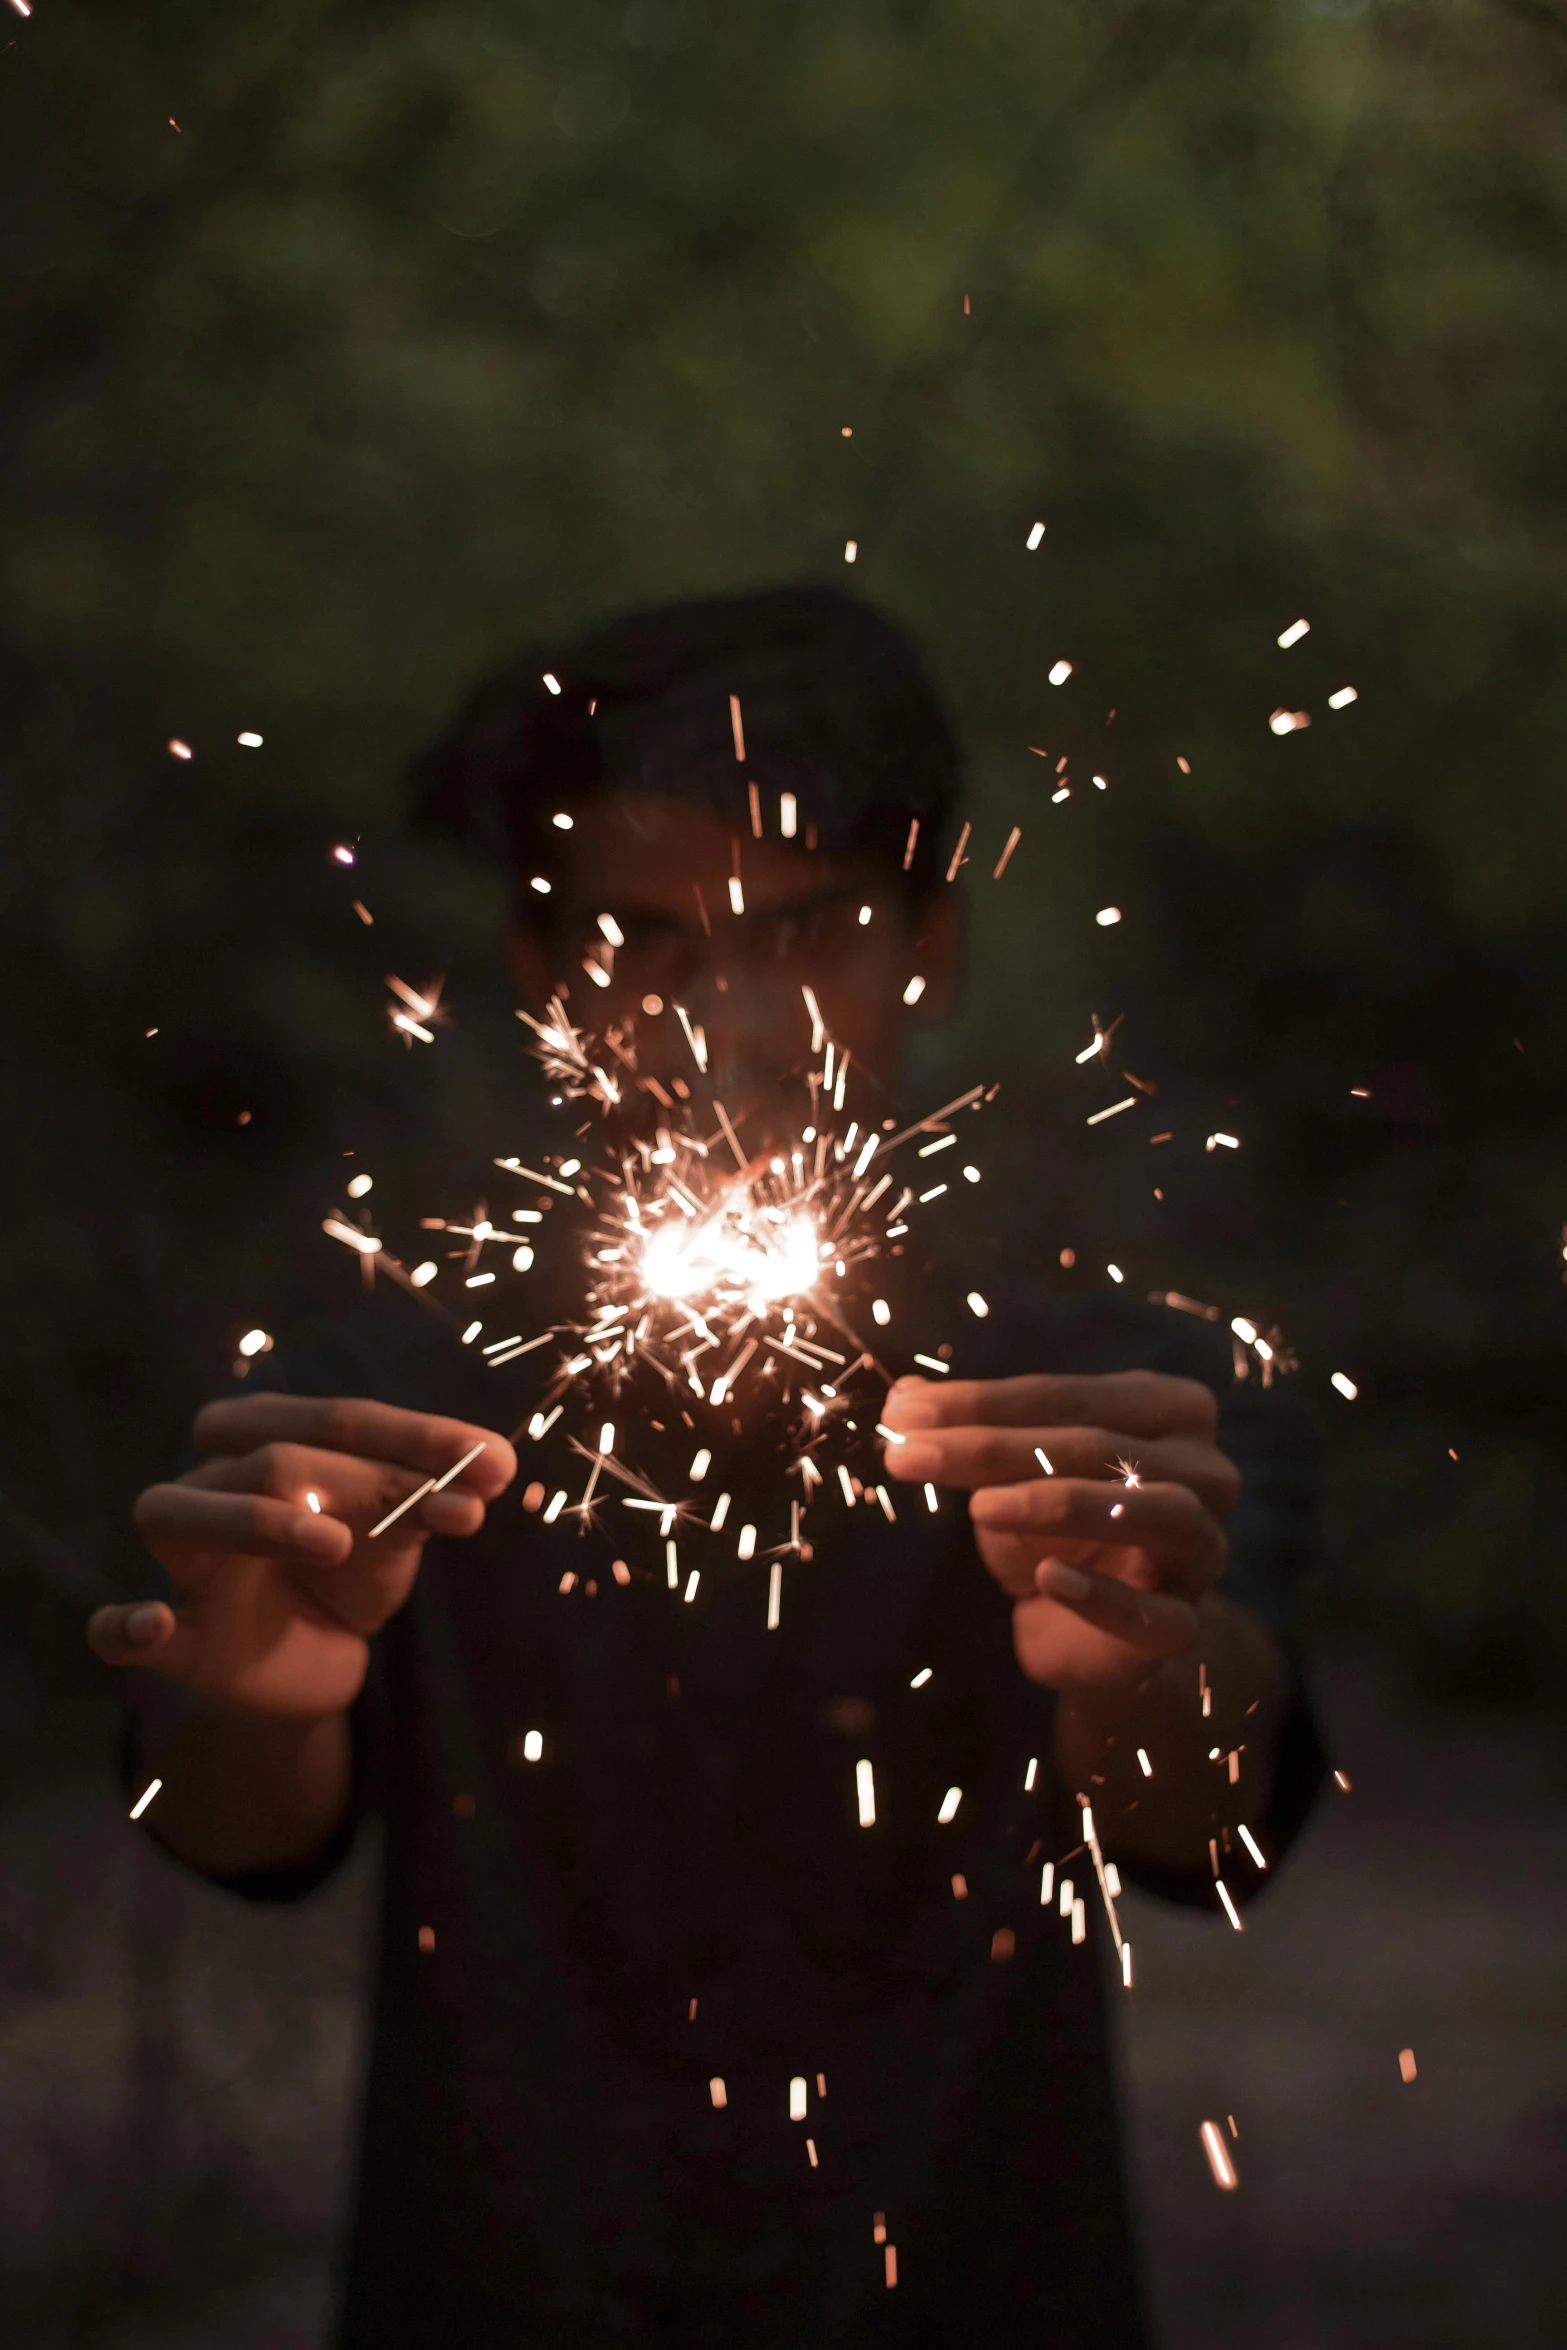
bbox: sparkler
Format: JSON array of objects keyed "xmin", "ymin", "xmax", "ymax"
[{"xmin": 355, "ymin": 972, "xmax": 992, "ymax": 1605}]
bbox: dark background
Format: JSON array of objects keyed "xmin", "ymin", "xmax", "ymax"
[{"xmin": 3, "ymin": 2, "xmax": 1565, "ymax": 2343}]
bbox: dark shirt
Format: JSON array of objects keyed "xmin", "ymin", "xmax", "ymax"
[{"xmin": 219, "ymin": 1274, "xmax": 1322, "ymax": 2350}]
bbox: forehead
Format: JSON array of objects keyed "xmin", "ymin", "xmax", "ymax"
[{"xmin": 550, "ymin": 793, "xmax": 884, "ymax": 913}]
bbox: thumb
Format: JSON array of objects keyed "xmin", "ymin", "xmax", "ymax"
[{"xmin": 86, "ymin": 1600, "xmax": 205, "ymax": 1681}]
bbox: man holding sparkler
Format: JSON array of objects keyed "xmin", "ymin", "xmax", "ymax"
[{"xmin": 93, "ymin": 589, "xmax": 1320, "ymax": 2347}]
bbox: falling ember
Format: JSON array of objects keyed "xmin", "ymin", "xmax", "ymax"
[
  {"xmin": 1329, "ymin": 686, "xmax": 1359, "ymax": 710},
  {"xmin": 1200, "ymin": 2121, "xmax": 1239, "ymax": 2190},
  {"xmin": 1331, "ymin": 1372, "xmax": 1358, "ymax": 1400},
  {"xmin": 902, "ymin": 974, "xmax": 926, "ymax": 1005},
  {"xmin": 993, "ymin": 826, "xmax": 1022, "ymax": 879},
  {"xmin": 167, "ymin": 738, "xmax": 193, "ymax": 760},
  {"xmin": 789, "ymin": 2077, "xmax": 807, "ymax": 2121},
  {"xmin": 1269, "ymin": 709, "xmax": 1310, "ymax": 735},
  {"xmin": 729, "ymin": 694, "xmax": 746, "ymax": 761},
  {"xmin": 128, "ymin": 1778, "xmax": 163, "ymax": 1821},
  {"xmin": 1277, "ymin": 618, "xmax": 1310, "ymax": 648},
  {"xmin": 844, "ymin": 539, "xmax": 858, "ymax": 563},
  {"xmin": 1398, "ymin": 2048, "xmax": 1417, "ymax": 2083},
  {"xmin": 884, "ymin": 2247, "xmax": 898, "ymax": 2289},
  {"xmin": 1215, "ymin": 1881, "xmax": 1244, "ymax": 1933},
  {"xmin": 936, "ymin": 1787, "xmax": 962, "ymax": 1823},
  {"xmin": 780, "ymin": 791, "xmax": 798, "ymax": 839},
  {"xmin": 1048, "ymin": 660, "xmax": 1073, "ymax": 685},
  {"xmin": 855, "ymin": 1759, "xmax": 876, "ymax": 1828},
  {"xmin": 710, "ymin": 2077, "xmax": 728, "ymax": 2109},
  {"xmin": 1333, "ymin": 1768, "xmax": 1353, "ymax": 1792},
  {"xmin": 1026, "ymin": 520, "xmax": 1046, "ymax": 550}
]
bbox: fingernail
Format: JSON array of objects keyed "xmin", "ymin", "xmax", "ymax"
[
  {"xmin": 969, "ymin": 1489, "xmax": 1026, "ymax": 1525},
  {"xmin": 1037, "ymin": 1559, "xmax": 1091, "ymax": 1601},
  {"xmin": 894, "ymin": 1442, "xmax": 939, "ymax": 1480},
  {"xmin": 295, "ymin": 1514, "xmax": 345, "ymax": 1555},
  {"xmin": 126, "ymin": 1604, "xmax": 164, "ymax": 1644}
]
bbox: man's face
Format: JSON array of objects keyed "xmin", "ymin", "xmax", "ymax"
[{"xmin": 508, "ymin": 795, "xmax": 957, "ymax": 1135}]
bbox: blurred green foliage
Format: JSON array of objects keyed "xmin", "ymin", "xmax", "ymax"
[{"xmin": 4, "ymin": 0, "xmax": 1567, "ymax": 1709}]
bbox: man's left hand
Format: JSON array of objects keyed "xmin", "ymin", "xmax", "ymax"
[{"xmin": 880, "ymin": 1370, "xmax": 1240, "ymax": 1690}]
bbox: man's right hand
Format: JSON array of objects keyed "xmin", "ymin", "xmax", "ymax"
[{"xmin": 88, "ymin": 1396, "xmax": 517, "ymax": 1719}]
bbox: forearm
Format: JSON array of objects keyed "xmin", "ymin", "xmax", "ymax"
[
  {"xmin": 1052, "ymin": 1591, "xmax": 1288, "ymax": 1873},
  {"xmin": 129, "ymin": 1680, "xmax": 354, "ymax": 1876}
]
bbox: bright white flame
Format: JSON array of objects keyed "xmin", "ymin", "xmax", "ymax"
[{"xmin": 640, "ymin": 1201, "xmax": 818, "ymax": 1306}]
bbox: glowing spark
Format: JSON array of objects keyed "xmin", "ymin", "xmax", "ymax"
[
  {"xmin": 1399, "ymin": 2048, "xmax": 1417, "ymax": 2083},
  {"xmin": 945, "ymin": 822, "xmax": 971, "ymax": 882},
  {"xmin": 531, "ymin": 876, "xmax": 551, "ymax": 894},
  {"xmin": 918, "ymin": 1133, "xmax": 955, "ymax": 1158},
  {"xmin": 709, "ymin": 2077, "xmax": 727, "ymax": 2109},
  {"xmin": 711, "ymin": 1494, "xmax": 731, "ymax": 1531},
  {"xmin": 966, "ymin": 1292, "xmax": 989, "ymax": 1318},
  {"xmin": 1106, "ymin": 1264, "xmax": 1125, "ymax": 1284},
  {"xmin": 129, "ymin": 1778, "xmax": 162, "ymax": 1819},
  {"xmin": 1026, "ymin": 520, "xmax": 1046, "ymax": 549},
  {"xmin": 767, "ymin": 1559, "xmax": 782, "ymax": 1628},
  {"xmin": 522, "ymin": 1729, "xmax": 544, "ymax": 1761},
  {"xmin": 1238, "ymin": 1824, "xmax": 1268, "ymax": 1870},
  {"xmin": 993, "ymin": 826, "xmax": 1022, "ymax": 878},
  {"xmin": 903, "ymin": 818, "xmax": 919, "ymax": 871},
  {"xmin": 237, "ymin": 1327, "xmax": 270, "ymax": 1357},
  {"xmin": 305, "ymin": 1491, "xmax": 321, "ymax": 1513},
  {"xmin": 1201, "ymin": 2121, "xmax": 1239, "ymax": 2190},
  {"xmin": 936, "ymin": 1787, "xmax": 962, "ymax": 1823},
  {"xmin": 1049, "ymin": 660, "xmax": 1073, "ymax": 685},
  {"xmin": 322, "ymin": 1218, "xmax": 381, "ymax": 1255},
  {"xmin": 168, "ymin": 739, "xmax": 193, "ymax": 761},
  {"xmin": 728, "ymin": 876, "xmax": 745, "ymax": 916},
  {"xmin": 913, "ymin": 1353, "xmax": 949, "ymax": 1375},
  {"xmin": 911, "ymin": 1668, "xmax": 932, "ymax": 1688},
  {"xmin": 1206, "ymin": 1131, "xmax": 1240, "ymax": 1151},
  {"xmin": 1095, "ymin": 907, "xmax": 1121, "ymax": 927},
  {"xmin": 789, "ymin": 2077, "xmax": 807, "ymax": 2121},
  {"xmin": 902, "ymin": 974, "xmax": 925, "ymax": 1005},
  {"xmin": 855, "ymin": 1759, "xmax": 876, "ymax": 1827},
  {"xmin": 1024, "ymin": 1756, "xmax": 1038, "ymax": 1790},
  {"xmin": 1329, "ymin": 686, "xmax": 1358, "ymax": 709},
  {"xmin": 729, "ymin": 694, "xmax": 745, "ymax": 761},
  {"xmin": 1034, "ymin": 1447, "xmax": 1054, "ymax": 1474},
  {"xmin": 923, "ymin": 1483, "xmax": 938, "ymax": 1512},
  {"xmin": 1136, "ymin": 1747, "xmax": 1152, "ymax": 1777},
  {"xmin": 844, "ymin": 539, "xmax": 858, "ymax": 563},
  {"xmin": 780, "ymin": 792, "xmax": 797, "ymax": 838},
  {"xmin": 1269, "ymin": 709, "xmax": 1310, "ymax": 735},
  {"xmin": 1277, "ymin": 618, "xmax": 1310, "ymax": 648},
  {"xmin": 1216, "ymin": 1881, "xmax": 1244, "ymax": 1932},
  {"xmin": 1331, "ymin": 1372, "xmax": 1358, "ymax": 1400}
]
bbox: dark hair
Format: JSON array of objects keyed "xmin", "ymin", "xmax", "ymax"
[{"xmin": 410, "ymin": 584, "xmax": 962, "ymax": 900}]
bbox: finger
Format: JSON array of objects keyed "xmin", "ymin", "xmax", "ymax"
[
  {"xmin": 969, "ymin": 1478, "xmax": 1228, "ymax": 1595},
  {"xmin": 180, "ymin": 1445, "xmax": 486, "ymax": 1539},
  {"xmin": 134, "ymin": 1483, "xmax": 355, "ymax": 1574},
  {"xmin": 885, "ymin": 1424, "xmax": 1239, "ymax": 1516},
  {"xmin": 191, "ymin": 1397, "xmax": 516, "ymax": 1498},
  {"xmin": 1026, "ymin": 1561, "xmax": 1198, "ymax": 1660},
  {"xmin": 884, "ymin": 1370, "xmax": 1217, "ymax": 1442},
  {"xmin": 86, "ymin": 1600, "xmax": 207, "ymax": 1679}
]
